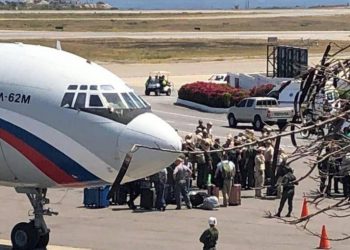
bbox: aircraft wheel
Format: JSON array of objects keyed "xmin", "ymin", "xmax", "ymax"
[
  {"xmin": 36, "ymin": 232, "xmax": 50, "ymax": 249},
  {"xmin": 11, "ymin": 222, "xmax": 39, "ymax": 250},
  {"xmin": 145, "ymin": 90, "xmax": 150, "ymax": 96},
  {"xmin": 166, "ymin": 89, "xmax": 171, "ymax": 96}
]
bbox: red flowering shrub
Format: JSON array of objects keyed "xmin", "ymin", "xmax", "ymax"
[
  {"xmin": 178, "ymin": 82, "xmax": 275, "ymax": 108},
  {"xmin": 250, "ymin": 83, "xmax": 275, "ymax": 97}
]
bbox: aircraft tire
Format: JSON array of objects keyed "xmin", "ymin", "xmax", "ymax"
[{"xmin": 11, "ymin": 222, "xmax": 39, "ymax": 250}]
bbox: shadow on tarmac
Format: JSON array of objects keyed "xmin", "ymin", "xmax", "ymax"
[{"xmin": 0, "ymin": 244, "xmax": 11, "ymax": 250}]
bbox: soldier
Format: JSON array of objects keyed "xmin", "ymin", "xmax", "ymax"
[
  {"xmin": 215, "ymin": 153, "xmax": 235, "ymax": 207},
  {"xmin": 243, "ymin": 139, "xmax": 256, "ymax": 190},
  {"xmin": 173, "ymin": 157, "xmax": 192, "ymax": 209},
  {"xmin": 199, "ymin": 217, "xmax": 219, "ymax": 250},
  {"xmin": 264, "ymin": 140, "xmax": 274, "ymax": 183},
  {"xmin": 275, "ymin": 147, "xmax": 288, "ymax": 198},
  {"xmin": 275, "ymin": 167, "xmax": 298, "ymax": 217},
  {"xmin": 255, "ymin": 147, "xmax": 265, "ymax": 198},
  {"xmin": 206, "ymin": 121, "xmax": 213, "ymax": 139}
]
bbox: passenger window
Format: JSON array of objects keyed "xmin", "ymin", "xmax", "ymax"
[
  {"xmin": 89, "ymin": 95, "xmax": 103, "ymax": 107},
  {"xmin": 61, "ymin": 93, "xmax": 75, "ymax": 107},
  {"xmin": 272, "ymin": 100, "xmax": 277, "ymax": 106},
  {"xmin": 74, "ymin": 93, "xmax": 86, "ymax": 109},
  {"xmin": 237, "ymin": 100, "xmax": 247, "ymax": 107},
  {"xmin": 262, "ymin": 101, "xmax": 267, "ymax": 106},
  {"xmin": 121, "ymin": 93, "xmax": 137, "ymax": 108},
  {"xmin": 102, "ymin": 93, "xmax": 126, "ymax": 109},
  {"xmin": 90, "ymin": 85, "xmax": 98, "ymax": 90},
  {"xmin": 256, "ymin": 101, "xmax": 262, "ymax": 106},
  {"xmin": 267, "ymin": 100, "xmax": 272, "ymax": 106},
  {"xmin": 246, "ymin": 99, "xmax": 254, "ymax": 107},
  {"xmin": 101, "ymin": 85, "xmax": 114, "ymax": 91},
  {"xmin": 68, "ymin": 85, "xmax": 78, "ymax": 90},
  {"xmin": 80, "ymin": 85, "xmax": 88, "ymax": 90}
]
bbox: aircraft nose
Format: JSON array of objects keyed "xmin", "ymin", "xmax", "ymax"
[{"xmin": 118, "ymin": 112, "xmax": 182, "ymax": 180}]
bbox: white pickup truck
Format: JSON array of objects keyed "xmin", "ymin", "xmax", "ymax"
[{"xmin": 227, "ymin": 97, "xmax": 294, "ymax": 131}]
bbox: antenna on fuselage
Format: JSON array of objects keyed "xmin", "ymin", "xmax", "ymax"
[{"xmin": 56, "ymin": 40, "xmax": 62, "ymax": 51}]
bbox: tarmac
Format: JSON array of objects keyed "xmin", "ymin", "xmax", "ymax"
[{"xmin": 0, "ymin": 77, "xmax": 349, "ymax": 249}]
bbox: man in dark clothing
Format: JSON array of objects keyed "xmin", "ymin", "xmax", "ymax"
[
  {"xmin": 200, "ymin": 217, "xmax": 219, "ymax": 250},
  {"xmin": 211, "ymin": 138, "xmax": 223, "ymax": 185},
  {"xmin": 126, "ymin": 180, "xmax": 141, "ymax": 210},
  {"xmin": 197, "ymin": 119, "xmax": 206, "ymax": 131},
  {"xmin": 153, "ymin": 168, "xmax": 167, "ymax": 211},
  {"xmin": 275, "ymin": 167, "xmax": 298, "ymax": 217},
  {"xmin": 244, "ymin": 144, "xmax": 256, "ymax": 189}
]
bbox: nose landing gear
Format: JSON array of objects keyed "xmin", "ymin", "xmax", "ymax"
[{"xmin": 12, "ymin": 188, "xmax": 57, "ymax": 250}]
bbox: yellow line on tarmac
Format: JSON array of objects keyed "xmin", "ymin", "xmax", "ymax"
[{"xmin": 0, "ymin": 239, "xmax": 90, "ymax": 250}]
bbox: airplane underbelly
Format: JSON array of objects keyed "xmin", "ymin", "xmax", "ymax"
[{"xmin": 0, "ymin": 140, "xmax": 55, "ymax": 187}]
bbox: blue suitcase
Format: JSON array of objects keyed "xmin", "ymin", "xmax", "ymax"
[{"xmin": 83, "ymin": 186, "xmax": 110, "ymax": 208}]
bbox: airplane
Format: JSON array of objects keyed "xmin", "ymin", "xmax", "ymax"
[{"xmin": 0, "ymin": 42, "xmax": 182, "ymax": 250}]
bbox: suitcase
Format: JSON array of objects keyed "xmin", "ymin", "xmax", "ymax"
[
  {"xmin": 190, "ymin": 191, "xmax": 209, "ymax": 207},
  {"xmin": 266, "ymin": 186, "xmax": 277, "ymax": 196},
  {"xmin": 110, "ymin": 185, "xmax": 128, "ymax": 205},
  {"xmin": 140, "ymin": 188, "xmax": 155, "ymax": 210},
  {"xmin": 83, "ymin": 186, "xmax": 110, "ymax": 208},
  {"xmin": 229, "ymin": 184, "xmax": 241, "ymax": 206},
  {"xmin": 207, "ymin": 184, "xmax": 220, "ymax": 199}
]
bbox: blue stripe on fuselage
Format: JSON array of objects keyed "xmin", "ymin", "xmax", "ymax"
[{"xmin": 0, "ymin": 118, "xmax": 100, "ymax": 183}]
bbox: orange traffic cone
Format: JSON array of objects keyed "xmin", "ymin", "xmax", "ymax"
[
  {"xmin": 300, "ymin": 197, "xmax": 309, "ymax": 218},
  {"xmin": 318, "ymin": 225, "xmax": 331, "ymax": 249}
]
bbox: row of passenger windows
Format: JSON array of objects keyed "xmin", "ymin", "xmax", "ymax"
[
  {"xmin": 67, "ymin": 84, "xmax": 114, "ymax": 91},
  {"xmin": 61, "ymin": 91, "xmax": 148, "ymax": 109}
]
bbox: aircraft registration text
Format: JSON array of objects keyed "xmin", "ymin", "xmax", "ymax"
[{"xmin": 0, "ymin": 93, "xmax": 31, "ymax": 104}]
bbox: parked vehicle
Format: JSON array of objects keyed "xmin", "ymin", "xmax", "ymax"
[
  {"xmin": 227, "ymin": 97, "xmax": 294, "ymax": 131},
  {"xmin": 208, "ymin": 73, "xmax": 229, "ymax": 84},
  {"xmin": 145, "ymin": 71, "xmax": 172, "ymax": 96}
]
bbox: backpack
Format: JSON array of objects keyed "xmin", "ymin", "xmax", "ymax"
[{"xmin": 222, "ymin": 161, "xmax": 233, "ymax": 180}]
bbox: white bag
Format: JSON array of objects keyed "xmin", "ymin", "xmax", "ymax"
[{"xmin": 201, "ymin": 196, "xmax": 220, "ymax": 210}]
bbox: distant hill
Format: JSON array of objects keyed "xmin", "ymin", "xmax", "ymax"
[{"xmin": 108, "ymin": 0, "xmax": 349, "ymax": 9}]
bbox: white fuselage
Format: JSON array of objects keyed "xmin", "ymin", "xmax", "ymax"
[{"xmin": 0, "ymin": 43, "xmax": 181, "ymax": 188}]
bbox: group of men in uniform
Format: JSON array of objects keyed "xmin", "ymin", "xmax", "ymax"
[{"xmin": 180, "ymin": 120, "xmax": 298, "ymax": 215}]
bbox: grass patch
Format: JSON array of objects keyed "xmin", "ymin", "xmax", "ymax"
[
  {"xmin": 2, "ymin": 38, "xmax": 349, "ymax": 63},
  {"xmin": 1, "ymin": 15, "xmax": 350, "ymax": 32}
]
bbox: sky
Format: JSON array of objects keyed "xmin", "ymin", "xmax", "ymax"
[{"xmin": 108, "ymin": 0, "xmax": 349, "ymax": 9}]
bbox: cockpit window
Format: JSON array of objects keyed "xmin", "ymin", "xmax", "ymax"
[
  {"xmin": 61, "ymin": 93, "xmax": 75, "ymax": 107},
  {"xmin": 80, "ymin": 85, "xmax": 88, "ymax": 90},
  {"xmin": 121, "ymin": 93, "xmax": 137, "ymax": 108},
  {"xmin": 68, "ymin": 85, "xmax": 78, "ymax": 90},
  {"xmin": 89, "ymin": 95, "xmax": 103, "ymax": 107},
  {"xmin": 90, "ymin": 85, "xmax": 98, "ymax": 90},
  {"xmin": 101, "ymin": 85, "xmax": 114, "ymax": 91},
  {"xmin": 102, "ymin": 93, "xmax": 126, "ymax": 109},
  {"xmin": 129, "ymin": 92, "xmax": 146, "ymax": 108},
  {"xmin": 74, "ymin": 93, "xmax": 86, "ymax": 109}
]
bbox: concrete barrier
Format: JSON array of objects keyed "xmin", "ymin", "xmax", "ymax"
[{"xmin": 175, "ymin": 98, "xmax": 229, "ymax": 114}]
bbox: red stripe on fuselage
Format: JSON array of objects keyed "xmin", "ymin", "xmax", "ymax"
[{"xmin": 0, "ymin": 129, "xmax": 78, "ymax": 184}]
